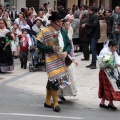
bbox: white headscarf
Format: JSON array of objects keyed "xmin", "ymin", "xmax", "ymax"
[
  {"xmin": 98, "ymin": 40, "xmax": 120, "ymax": 65},
  {"xmin": 32, "ymin": 7, "xmax": 37, "ymax": 16}
]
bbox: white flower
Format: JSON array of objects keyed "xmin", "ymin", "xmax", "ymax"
[{"xmin": 102, "ymin": 55, "xmax": 111, "ymax": 62}]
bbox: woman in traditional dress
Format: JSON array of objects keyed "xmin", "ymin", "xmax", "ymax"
[
  {"xmin": 2, "ymin": 11, "xmax": 12, "ymax": 29},
  {"xmin": 32, "ymin": 19, "xmax": 44, "ymax": 36},
  {"xmin": 0, "ymin": 19, "xmax": 14, "ymax": 73},
  {"xmin": 58, "ymin": 19, "xmax": 78, "ymax": 101},
  {"xmin": 29, "ymin": 7, "xmax": 37, "ymax": 17},
  {"xmin": 65, "ymin": 10, "xmax": 74, "ymax": 21},
  {"xmin": 36, "ymin": 11, "xmax": 50, "ymax": 26},
  {"xmin": 98, "ymin": 40, "xmax": 120, "ymax": 110},
  {"xmin": 14, "ymin": 12, "xmax": 26, "ymax": 28},
  {"xmin": 46, "ymin": 8, "xmax": 54, "ymax": 18}
]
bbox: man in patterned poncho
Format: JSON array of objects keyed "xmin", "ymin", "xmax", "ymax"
[{"xmin": 37, "ymin": 11, "xmax": 71, "ymax": 112}]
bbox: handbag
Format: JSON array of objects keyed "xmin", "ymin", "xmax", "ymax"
[
  {"xmin": 65, "ymin": 55, "xmax": 73, "ymax": 67},
  {"xmin": 116, "ymin": 68, "xmax": 120, "ymax": 89},
  {"xmin": 106, "ymin": 68, "xmax": 120, "ymax": 90}
]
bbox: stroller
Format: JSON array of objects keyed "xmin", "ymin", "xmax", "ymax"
[{"xmin": 29, "ymin": 37, "xmax": 45, "ymax": 72}]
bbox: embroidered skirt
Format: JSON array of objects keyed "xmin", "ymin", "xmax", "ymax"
[{"xmin": 98, "ymin": 70, "xmax": 120, "ymax": 101}]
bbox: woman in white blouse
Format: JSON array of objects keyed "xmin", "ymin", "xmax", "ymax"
[
  {"xmin": 14, "ymin": 12, "xmax": 25, "ymax": 28},
  {"xmin": 36, "ymin": 11, "xmax": 50, "ymax": 26},
  {"xmin": 65, "ymin": 10, "xmax": 74, "ymax": 21}
]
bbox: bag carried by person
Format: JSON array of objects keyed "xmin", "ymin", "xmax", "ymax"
[
  {"xmin": 65, "ymin": 55, "xmax": 73, "ymax": 67},
  {"xmin": 116, "ymin": 68, "xmax": 120, "ymax": 89},
  {"xmin": 104, "ymin": 68, "xmax": 120, "ymax": 91}
]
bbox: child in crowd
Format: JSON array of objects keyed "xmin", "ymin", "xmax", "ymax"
[
  {"xmin": 19, "ymin": 29, "xmax": 32, "ymax": 69},
  {"xmin": 11, "ymin": 28, "xmax": 19, "ymax": 58},
  {"xmin": 11, "ymin": 22, "xmax": 22, "ymax": 57},
  {"xmin": 98, "ymin": 40, "xmax": 120, "ymax": 110},
  {"xmin": 20, "ymin": 19, "xmax": 30, "ymax": 30}
]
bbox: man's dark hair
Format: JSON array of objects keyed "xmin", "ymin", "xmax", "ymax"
[
  {"xmin": 89, "ymin": 6, "xmax": 98, "ymax": 12},
  {"xmin": 105, "ymin": 9, "xmax": 112, "ymax": 13},
  {"xmin": 82, "ymin": 5, "xmax": 87, "ymax": 9}
]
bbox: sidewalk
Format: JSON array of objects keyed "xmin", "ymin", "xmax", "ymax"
[{"xmin": 1, "ymin": 53, "xmax": 120, "ymax": 109}]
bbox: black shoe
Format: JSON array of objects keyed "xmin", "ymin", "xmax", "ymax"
[
  {"xmin": 59, "ymin": 96, "xmax": 66, "ymax": 101},
  {"xmin": 0, "ymin": 71, "xmax": 5, "ymax": 74},
  {"xmin": 58, "ymin": 101, "xmax": 63, "ymax": 104},
  {"xmin": 86, "ymin": 64, "xmax": 92, "ymax": 68},
  {"xmin": 90, "ymin": 65, "xmax": 96, "ymax": 69},
  {"xmin": 21, "ymin": 65, "xmax": 23, "ymax": 68},
  {"xmin": 53, "ymin": 105, "xmax": 61, "ymax": 112},
  {"xmin": 99, "ymin": 104, "xmax": 109, "ymax": 109},
  {"xmin": 44, "ymin": 103, "xmax": 54, "ymax": 108},
  {"xmin": 35, "ymin": 65, "xmax": 38, "ymax": 68},
  {"xmin": 24, "ymin": 66, "xmax": 27, "ymax": 69},
  {"xmin": 108, "ymin": 104, "xmax": 117, "ymax": 110},
  {"xmin": 81, "ymin": 58, "xmax": 89, "ymax": 61}
]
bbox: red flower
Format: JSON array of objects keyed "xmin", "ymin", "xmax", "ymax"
[
  {"xmin": 10, "ymin": 34, "xmax": 14, "ymax": 40},
  {"xmin": 53, "ymin": 34, "xmax": 57, "ymax": 38},
  {"xmin": 18, "ymin": 34, "xmax": 22, "ymax": 40}
]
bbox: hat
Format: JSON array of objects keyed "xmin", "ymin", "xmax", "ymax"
[{"xmin": 48, "ymin": 11, "xmax": 62, "ymax": 22}]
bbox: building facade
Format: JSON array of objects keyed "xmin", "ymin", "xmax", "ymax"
[
  {"xmin": 0, "ymin": 0, "xmax": 56, "ymax": 12},
  {"xmin": 0, "ymin": 0, "xmax": 119, "ymax": 12},
  {"xmin": 66, "ymin": 0, "xmax": 111, "ymax": 9}
]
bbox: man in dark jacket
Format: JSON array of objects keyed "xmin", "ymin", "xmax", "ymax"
[
  {"xmin": 9, "ymin": 6, "xmax": 18, "ymax": 22},
  {"xmin": 81, "ymin": 6, "xmax": 100, "ymax": 69},
  {"xmin": 79, "ymin": 14, "xmax": 89, "ymax": 60}
]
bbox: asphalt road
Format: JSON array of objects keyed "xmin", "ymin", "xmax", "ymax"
[
  {"xmin": 0, "ymin": 85, "xmax": 120, "ymax": 120},
  {"xmin": 0, "ymin": 58, "xmax": 120, "ymax": 120}
]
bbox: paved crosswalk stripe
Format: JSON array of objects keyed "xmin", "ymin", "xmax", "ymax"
[{"xmin": 0, "ymin": 112, "xmax": 84, "ymax": 119}]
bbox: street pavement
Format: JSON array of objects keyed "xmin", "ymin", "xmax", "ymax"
[{"xmin": 0, "ymin": 53, "xmax": 120, "ymax": 120}]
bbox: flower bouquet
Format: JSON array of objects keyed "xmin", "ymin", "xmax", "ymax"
[
  {"xmin": 3, "ymin": 32, "xmax": 14, "ymax": 51},
  {"xmin": 53, "ymin": 33, "xmax": 63, "ymax": 54},
  {"xmin": 98, "ymin": 54, "xmax": 115, "ymax": 69}
]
